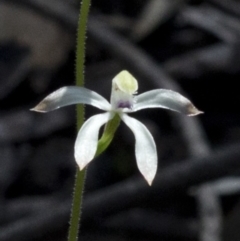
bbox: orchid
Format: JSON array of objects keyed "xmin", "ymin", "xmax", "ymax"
[{"xmin": 31, "ymin": 70, "xmax": 202, "ymax": 185}]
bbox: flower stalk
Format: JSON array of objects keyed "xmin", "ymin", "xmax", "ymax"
[{"xmin": 68, "ymin": 0, "xmax": 90, "ymax": 241}]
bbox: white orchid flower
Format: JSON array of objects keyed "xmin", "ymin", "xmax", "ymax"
[{"xmin": 31, "ymin": 70, "xmax": 202, "ymax": 185}]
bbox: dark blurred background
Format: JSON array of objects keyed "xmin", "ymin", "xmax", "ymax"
[{"xmin": 1, "ymin": 0, "xmax": 240, "ymax": 240}]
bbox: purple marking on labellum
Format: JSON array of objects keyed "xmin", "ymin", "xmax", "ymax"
[{"xmin": 118, "ymin": 101, "xmax": 132, "ymax": 109}]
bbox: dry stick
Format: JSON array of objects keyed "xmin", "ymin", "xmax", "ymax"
[{"xmin": 87, "ymin": 18, "xmax": 222, "ymax": 241}]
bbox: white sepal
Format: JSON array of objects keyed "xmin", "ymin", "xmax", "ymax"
[
  {"xmin": 74, "ymin": 112, "xmax": 113, "ymax": 170},
  {"xmin": 31, "ymin": 86, "xmax": 111, "ymax": 112},
  {"xmin": 134, "ymin": 89, "xmax": 203, "ymax": 116},
  {"xmin": 121, "ymin": 113, "xmax": 157, "ymax": 185}
]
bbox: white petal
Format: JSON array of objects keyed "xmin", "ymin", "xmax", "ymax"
[
  {"xmin": 31, "ymin": 86, "xmax": 111, "ymax": 112},
  {"xmin": 121, "ymin": 114, "xmax": 157, "ymax": 185},
  {"xmin": 134, "ymin": 89, "xmax": 203, "ymax": 116},
  {"xmin": 74, "ymin": 112, "xmax": 113, "ymax": 170}
]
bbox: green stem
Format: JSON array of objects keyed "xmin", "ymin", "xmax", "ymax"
[
  {"xmin": 76, "ymin": 0, "xmax": 91, "ymax": 91},
  {"xmin": 68, "ymin": 1, "xmax": 121, "ymax": 240},
  {"xmin": 68, "ymin": 0, "xmax": 91, "ymax": 241},
  {"xmin": 68, "ymin": 169, "xmax": 86, "ymax": 241},
  {"xmin": 95, "ymin": 114, "xmax": 121, "ymax": 157}
]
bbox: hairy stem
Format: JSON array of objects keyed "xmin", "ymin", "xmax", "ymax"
[{"xmin": 68, "ymin": 0, "xmax": 91, "ymax": 241}]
